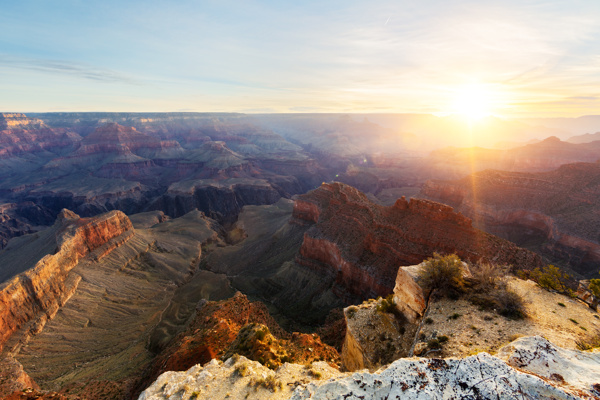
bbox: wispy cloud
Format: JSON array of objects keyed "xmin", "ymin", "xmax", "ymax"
[{"xmin": 0, "ymin": 55, "xmax": 138, "ymax": 85}]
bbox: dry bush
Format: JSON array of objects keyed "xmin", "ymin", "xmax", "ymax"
[{"xmin": 418, "ymin": 253, "xmax": 465, "ymax": 299}]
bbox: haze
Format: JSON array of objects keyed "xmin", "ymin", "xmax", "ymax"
[{"xmin": 2, "ymin": 0, "xmax": 600, "ymax": 117}]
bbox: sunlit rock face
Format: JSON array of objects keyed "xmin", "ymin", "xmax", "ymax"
[
  {"xmin": 421, "ymin": 161, "xmax": 600, "ymax": 276},
  {"xmin": 0, "ymin": 209, "xmax": 133, "ymax": 351},
  {"xmin": 293, "ymin": 182, "xmax": 542, "ymax": 304}
]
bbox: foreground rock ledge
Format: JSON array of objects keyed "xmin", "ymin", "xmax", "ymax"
[{"xmin": 139, "ymin": 336, "xmax": 600, "ymax": 400}]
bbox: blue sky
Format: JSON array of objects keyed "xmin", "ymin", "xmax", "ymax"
[{"xmin": 1, "ymin": 0, "xmax": 599, "ymax": 116}]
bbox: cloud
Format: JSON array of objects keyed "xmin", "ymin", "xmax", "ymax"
[{"xmin": 0, "ymin": 55, "xmax": 138, "ymax": 85}]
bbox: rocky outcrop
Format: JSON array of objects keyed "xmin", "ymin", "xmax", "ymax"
[
  {"xmin": 498, "ymin": 336, "xmax": 600, "ymax": 396},
  {"xmin": 392, "ymin": 268, "xmax": 426, "ymax": 323},
  {"xmin": 421, "ymin": 162, "xmax": 600, "ymax": 276},
  {"xmin": 341, "ymin": 298, "xmax": 419, "ymax": 372},
  {"xmin": 293, "ymin": 182, "xmax": 542, "ymax": 304},
  {"xmin": 0, "ymin": 356, "xmax": 38, "ymax": 396},
  {"xmin": 0, "ymin": 209, "xmax": 133, "ymax": 351},
  {"xmin": 139, "ymin": 336, "xmax": 600, "ymax": 400},
  {"xmin": 135, "ymin": 292, "xmax": 339, "ymax": 398}
]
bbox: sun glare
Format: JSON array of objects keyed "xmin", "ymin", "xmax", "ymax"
[{"xmin": 453, "ymin": 84, "xmax": 493, "ymax": 121}]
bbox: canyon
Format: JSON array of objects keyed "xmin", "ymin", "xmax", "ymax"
[{"xmin": 1, "ymin": 111, "xmax": 600, "ymax": 399}]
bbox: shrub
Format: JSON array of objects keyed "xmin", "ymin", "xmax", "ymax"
[
  {"xmin": 346, "ymin": 306, "xmax": 358, "ymax": 319},
  {"xmin": 249, "ymin": 375, "xmax": 283, "ymax": 392},
  {"xmin": 557, "ymin": 302, "xmax": 566, "ymax": 307},
  {"xmin": 376, "ymin": 294, "xmax": 403, "ymax": 318},
  {"xmin": 235, "ymin": 362, "xmax": 249, "ymax": 377},
  {"xmin": 470, "ymin": 262, "xmax": 506, "ymax": 291},
  {"xmin": 425, "ymin": 317, "xmax": 434, "ymax": 324},
  {"xmin": 447, "ymin": 313, "xmax": 461, "ymax": 320},
  {"xmin": 589, "ymin": 279, "xmax": 600, "ymax": 298},
  {"xmin": 418, "ymin": 253, "xmax": 465, "ymax": 299},
  {"xmin": 427, "ymin": 338, "xmax": 441, "ymax": 349},
  {"xmin": 576, "ymin": 334, "xmax": 600, "ymax": 351}
]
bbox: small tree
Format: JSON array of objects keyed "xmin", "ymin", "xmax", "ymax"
[
  {"xmin": 589, "ymin": 278, "xmax": 600, "ymax": 298},
  {"xmin": 530, "ymin": 264, "xmax": 570, "ymax": 293},
  {"xmin": 418, "ymin": 253, "xmax": 465, "ymax": 299}
]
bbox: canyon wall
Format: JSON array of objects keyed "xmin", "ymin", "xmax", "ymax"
[
  {"xmin": 0, "ymin": 209, "xmax": 133, "ymax": 350},
  {"xmin": 293, "ymin": 182, "xmax": 543, "ymax": 304}
]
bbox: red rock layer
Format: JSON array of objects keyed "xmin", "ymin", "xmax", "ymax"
[
  {"xmin": 0, "ymin": 210, "xmax": 133, "ymax": 351},
  {"xmin": 293, "ymin": 182, "xmax": 543, "ymax": 303}
]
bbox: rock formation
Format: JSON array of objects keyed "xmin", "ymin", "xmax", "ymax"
[
  {"xmin": 421, "ymin": 161, "xmax": 600, "ymax": 276},
  {"xmin": 0, "ymin": 209, "xmax": 133, "ymax": 351},
  {"xmin": 293, "ymin": 182, "xmax": 543, "ymax": 304},
  {"xmin": 0, "ymin": 208, "xmax": 237, "ymax": 399},
  {"xmin": 341, "ymin": 298, "xmax": 419, "ymax": 371},
  {"xmin": 139, "ymin": 336, "xmax": 600, "ymax": 400},
  {"xmin": 0, "ymin": 114, "xmax": 80, "ymax": 159}
]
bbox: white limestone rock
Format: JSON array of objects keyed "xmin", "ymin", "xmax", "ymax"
[
  {"xmin": 498, "ymin": 335, "xmax": 600, "ymax": 397},
  {"xmin": 138, "ymin": 336, "xmax": 600, "ymax": 400},
  {"xmin": 289, "ymin": 353, "xmax": 582, "ymax": 400}
]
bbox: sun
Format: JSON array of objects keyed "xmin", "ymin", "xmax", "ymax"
[{"xmin": 453, "ymin": 84, "xmax": 493, "ymax": 121}]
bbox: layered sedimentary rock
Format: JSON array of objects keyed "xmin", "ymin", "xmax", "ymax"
[
  {"xmin": 0, "ymin": 114, "xmax": 80, "ymax": 159},
  {"xmin": 0, "ymin": 209, "xmax": 133, "ymax": 351},
  {"xmin": 293, "ymin": 182, "xmax": 542, "ymax": 303},
  {"xmin": 421, "ymin": 161, "xmax": 600, "ymax": 276},
  {"xmin": 1, "ymin": 209, "xmax": 233, "ymax": 400}
]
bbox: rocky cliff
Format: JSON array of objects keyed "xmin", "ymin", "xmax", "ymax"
[
  {"xmin": 293, "ymin": 182, "xmax": 543, "ymax": 303},
  {"xmin": 0, "ymin": 209, "xmax": 133, "ymax": 351},
  {"xmin": 421, "ymin": 161, "xmax": 600, "ymax": 276}
]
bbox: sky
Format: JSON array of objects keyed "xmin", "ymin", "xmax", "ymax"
[{"xmin": 1, "ymin": 0, "xmax": 599, "ymax": 117}]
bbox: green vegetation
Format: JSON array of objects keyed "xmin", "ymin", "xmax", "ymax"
[
  {"xmin": 558, "ymin": 302, "xmax": 566, "ymax": 307},
  {"xmin": 569, "ymin": 318, "xmax": 579, "ymax": 325},
  {"xmin": 519, "ymin": 264, "xmax": 572, "ymax": 294},
  {"xmin": 376, "ymin": 294, "xmax": 403, "ymax": 318},
  {"xmin": 589, "ymin": 278, "xmax": 600, "ymax": 298},
  {"xmin": 235, "ymin": 362, "xmax": 250, "ymax": 377},
  {"xmin": 448, "ymin": 313, "xmax": 462, "ymax": 320},
  {"xmin": 576, "ymin": 334, "xmax": 600, "ymax": 351},
  {"xmin": 425, "ymin": 317, "xmax": 434, "ymax": 324},
  {"xmin": 418, "ymin": 253, "xmax": 466, "ymax": 299}
]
